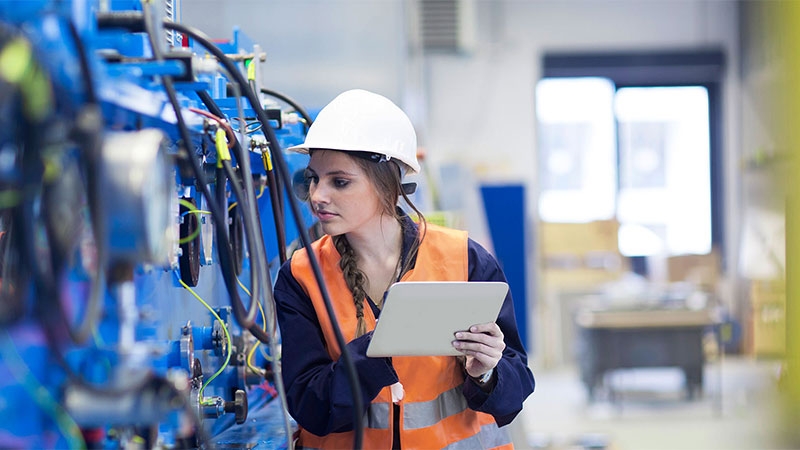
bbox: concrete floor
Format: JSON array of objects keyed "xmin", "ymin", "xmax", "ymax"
[{"xmin": 512, "ymin": 356, "xmax": 794, "ymax": 450}]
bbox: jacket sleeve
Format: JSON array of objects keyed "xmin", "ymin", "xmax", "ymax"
[
  {"xmin": 461, "ymin": 239, "xmax": 536, "ymax": 427},
  {"xmin": 273, "ymin": 260, "xmax": 399, "ymax": 436}
]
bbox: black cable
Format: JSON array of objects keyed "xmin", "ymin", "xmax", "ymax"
[
  {"xmin": 264, "ymin": 159, "xmax": 286, "ymax": 263},
  {"xmin": 6, "ymin": 24, "xmax": 206, "ymax": 446},
  {"xmin": 163, "ymin": 20, "xmax": 365, "ymax": 448},
  {"xmin": 223, "ymin": 76, "xmax": 275, "ymax": 320},
  {"xmin": 131, "ymin": 20, "xmax": 268, "ymax": 339},
  {"xmin": 192, "ymin": 91, "xmax": 268, "ymax": 323},
  {"xmin": 98, "ymin": 8, "xmax": 264, "ymax": 335},
  {"xmin": 260, "ymin": 88, "xmax": 314, "ymax": 127},
  {"xmin": 65, "ymin": 19, "xmax": 97, "ymax": 105},
  {"xmin": 4, "ymin": 27, "xmax": 94, "ymax": 346},
  {"xmin": 140, "ymin": 2, "xmax": 260, "ymax": 331},
  {"xmin": 226, "ymin": 78, "xmax": 287, "ymax": 275},
  {"xmin": 196, "ymin": 90, "xmax": 288, "ymax": 265},
  {"xmin": 220, "ymin": 155, "xmax": 278, "ymax": 304},
  {"xmin": 63, "ymin": 17, "xmax": 107, "ymax": 346},
  {"xmin": 0, "ymin": 26, "xmax": 31, "ymax": 326},
  {"xmin": 0, "ymin": 25, "xmax": 112, "ymax": 401},
  {"xmin": 248, "ymin": 81, "xmax": 286, "ymax": 227}
]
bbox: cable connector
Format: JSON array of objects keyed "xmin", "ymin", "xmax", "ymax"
[{"xmin": 214, "ymin": 128, "xmax": 231, "ymax": 168}]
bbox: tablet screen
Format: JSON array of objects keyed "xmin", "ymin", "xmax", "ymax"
[{"xmin": 366, "ymin": 281, "xmax": 508, "ymax": 357}]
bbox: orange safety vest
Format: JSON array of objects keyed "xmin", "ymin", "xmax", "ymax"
[{"xmin": 291, "ymin": 223, "xmax": 513, "ymax": 450}]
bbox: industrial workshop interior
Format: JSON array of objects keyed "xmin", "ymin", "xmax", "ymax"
[{"xmin": 1, "ymin": 0, "xmax": 798, "ymax": 449}]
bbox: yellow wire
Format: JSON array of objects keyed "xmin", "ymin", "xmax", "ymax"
[
  {"xmin": 227, "ymin": 185, "xmax": 265, "ymax": 214},
  {"xmin": 1, "ymin": 331, "xmax": 86, "ymax": 450},
  {"xmin": 178, "ymin": 198, "xmax": 196, "ymax": 211},
  {"xmin": 177, "ymin": 199, "xmax": 210, "ymax": 244},
  {"xmin": 258, "ymin": 338, "xmax": 273, "ymax": 362},
  {"xmin": 236, "ymin": 279, "xmax": 273, "ymax": 378},
  {"xmin": 178, "ymin": 278, "xmax": 232, "ymax": 402}
]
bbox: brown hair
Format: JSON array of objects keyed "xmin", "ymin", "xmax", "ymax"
[{"xmin": 327, "ymin": 152, "xmax": 426, "ymax": 337}]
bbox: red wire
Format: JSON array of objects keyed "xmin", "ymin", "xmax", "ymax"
[{"xmin": 188, "ymin": 107, "xmax": 236, "ymax": 149}]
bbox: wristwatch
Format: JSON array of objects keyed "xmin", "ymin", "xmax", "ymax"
[{"xmin": 473, "ymin": 368, "xmax": 494, "ymax": 385}]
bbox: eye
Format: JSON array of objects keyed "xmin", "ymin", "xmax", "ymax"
[
  {"xmin": 304, "ymin": 168, "xmax": 318, "ymax": 185},
  {"xmin": 333, "ymin": 178, "xmax": 350, "ymax": 188}
]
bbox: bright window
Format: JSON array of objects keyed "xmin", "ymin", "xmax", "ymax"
[
  {"xmin": 616, "ymin": 86, "xmax": 711, "ymax": 256},
  {"xmin": 535, "ymin": 78, "xmax": 617, "ymax": 223},
  {"xmin": 535, "ymin": 79, "xmax": 713, "ymax": 257}
]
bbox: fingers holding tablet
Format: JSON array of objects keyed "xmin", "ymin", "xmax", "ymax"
[{"xmin": 453, "ymin": 322, "xmax": 506, "ymax": 379}]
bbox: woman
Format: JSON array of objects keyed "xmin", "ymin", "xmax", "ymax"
[{"xmin": 274, "ymin": 89, "xmax": 535, "ymax": 449}]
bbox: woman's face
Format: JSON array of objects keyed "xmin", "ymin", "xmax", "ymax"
[{"xmin": 306, "ymin": 150, "xmax": 383, "ymax": 237}]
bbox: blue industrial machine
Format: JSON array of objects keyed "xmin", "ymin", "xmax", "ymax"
[{"xmin": 0, "ymin": 0, "xmax": 323, "ymax": 447}]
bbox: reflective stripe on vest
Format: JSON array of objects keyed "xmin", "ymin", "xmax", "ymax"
[
  {"xmin": 442, "ymin": 422, "xmax": 513, "ymax": 450},
  {"xmin": 404, "ymin": 385, "xmax": 468, "ymax": 430},
  {"xmin": 291, "ymin": 223, "xmax": 508, "ymax": 449},
  {"xmin": 367, "ymin": 402, "xmax": 391, "ymax": 429}
]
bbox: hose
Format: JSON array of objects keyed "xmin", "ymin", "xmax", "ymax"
[
  {"xmin": 260, "ymin": 87, "xmax": 314, "ymax": 127},
  {"xmin": 163, "ymin": 20, "xmax": 365, "ymax": 449}
]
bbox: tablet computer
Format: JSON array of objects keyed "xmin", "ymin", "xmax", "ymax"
[{"xmin": 366, "ymin": 281, "xmax": 509, "ymax": 357}]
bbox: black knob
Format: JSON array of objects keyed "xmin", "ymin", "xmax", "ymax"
[{"xmin": 224, "ymin": 389, "xmax": 248, "ymax": 424}]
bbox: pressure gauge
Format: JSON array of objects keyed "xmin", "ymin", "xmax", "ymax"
[{"xmin": 100, "ymin": 129, "xmax": 176, "ymax": 265}]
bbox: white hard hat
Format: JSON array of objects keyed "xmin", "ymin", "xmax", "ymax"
[{"xmin": 287, "ymin": 89, "xmax": 420, "ymax": 174}]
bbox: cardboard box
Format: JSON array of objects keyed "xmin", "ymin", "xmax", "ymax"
[
  {"xmin": 540, "ymin": 220, "xmax": 626, "ymax": 289},
  {"xmin": 540, "ymin": 220, "xmax": 620, "ymax": 255},
  {"xmin": 667, "ymin": 250, "xmax": 721, "ymax": 290}
]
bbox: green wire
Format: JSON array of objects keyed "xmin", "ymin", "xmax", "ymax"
[
  {"xmin": 177, "ymin": 198, "xmax": 210, "ymax": 244},
  {"xmin": 236, "ymin": 279, "xmax": 279, "ymax": 364},
  {"xmin": 0, "ymin": 331, "xmax": 86, "ymax": 450},
  {"xmin": 177, "ymin": 277, "xmax": 232, "ymax": 402},
  {"xmin": 237, "ymin": 278, "xmax": 274, "ymax": 376}
]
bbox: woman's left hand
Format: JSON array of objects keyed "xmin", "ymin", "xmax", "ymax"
[{"xmin": 452, "ymin": 322, "xmax": 505, "ymax": 379}]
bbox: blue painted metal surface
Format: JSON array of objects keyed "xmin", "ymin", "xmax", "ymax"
[
  {"xmin": 480, "ymin": 184, "xmax": 531, "ymax": 351},
  {"xmin": 0, "ymin": 0, "xmax": 314, "ymax": 447}
]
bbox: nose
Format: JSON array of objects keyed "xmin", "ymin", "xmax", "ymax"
[{"xmin": 309, "ymin": 180, "xmax": 328, "ymax": 209}]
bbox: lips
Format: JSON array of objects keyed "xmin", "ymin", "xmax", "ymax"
[{"xmin": 315, "ymin": 209, "xmax": 337, "ymax": 221}]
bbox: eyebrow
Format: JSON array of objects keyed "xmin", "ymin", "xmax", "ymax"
[{"xmin": 306, "ymin": 167, "xmax": 358, "ymax": 177}]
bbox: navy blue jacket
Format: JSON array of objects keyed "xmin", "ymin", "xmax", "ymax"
[{"xmin": 274, "ymin": 215, "xmax": 535, "ymax": 436}]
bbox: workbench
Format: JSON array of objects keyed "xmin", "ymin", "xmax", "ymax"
[{"xmin": 575, "ymin": 308, "xmax": 716, "ymax": 401}]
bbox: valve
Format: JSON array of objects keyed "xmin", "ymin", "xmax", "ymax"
[
  {"xmin": 224, "ymin": 389, "xmax": 248, "ymax": 425},
  {"xmin": 201, "ymin": 389, "xmax": 248, "ymax": 425}
]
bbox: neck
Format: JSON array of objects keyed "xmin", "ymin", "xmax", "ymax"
[{"xmin": 345, "ymin": 213, "xmax": 403, "ymax": 265}]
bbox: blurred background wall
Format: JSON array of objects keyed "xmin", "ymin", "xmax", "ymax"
[
  {"xmin": 183, "ymin": 1, "xmax": 791, "ymax": 448},
  {"xmin": 184, "ymin": 0, "xmax": 779, "ymax": 360}
]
